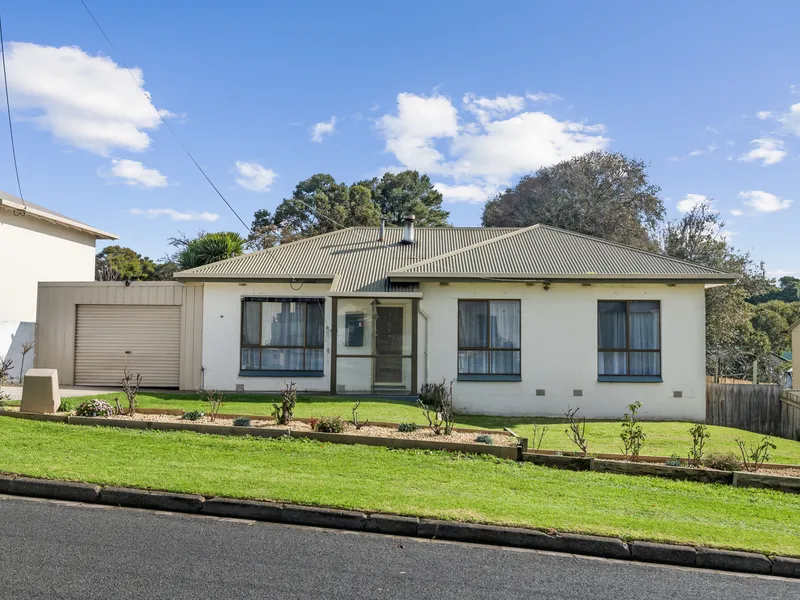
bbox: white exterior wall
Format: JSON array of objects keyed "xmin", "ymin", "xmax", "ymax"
[
  {"xmin": 419, "ymin": 281, "xmax": 707, "ymax": 421},
  {"xmin": 0, "ymin": 210, "xmax": 97, "ymax": 377},
  {"xmin": 201, "ymin": 282, "xmax": 332, "ymax": 393}
]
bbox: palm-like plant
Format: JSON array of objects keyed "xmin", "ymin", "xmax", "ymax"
[{"xmin": 176, "ymin": 232, "xmax": 246, "ymax": 271}]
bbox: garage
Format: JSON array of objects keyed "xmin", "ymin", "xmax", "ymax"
[{"xmin": 74, "ymin": 304, "xmax": 182, "ymax": 387}]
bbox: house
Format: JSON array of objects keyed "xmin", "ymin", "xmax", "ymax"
[
  {"xmin": 0, "ymin": 189, "xmax": 117, "ymax": 378},
  {"xmin": 34, "ymin": 219, "xmax": 736, "ymax": 420}
]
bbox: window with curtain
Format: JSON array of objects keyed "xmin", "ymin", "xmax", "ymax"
[
  {"xmin": 598, "ymin": 301, "xmax": 660, "ymax": 378},
  {"xmin": 241, "ymin": 298, "xmax": 325, "ymax": 374},
  {"xmin": 458, "ymin": 300, "xmax": 521, "ymax": 377}
]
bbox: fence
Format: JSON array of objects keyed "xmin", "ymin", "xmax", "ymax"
[
  {"xmin": 705, "ymin": 376, "xmax": 753, "ymax": 385},
  {"xmin": 706, "ymin": 382, "xmax": 783, "ymax": 436},
  {"xmin": 782, "ymin": 390, "xmax": 800, "ymax": 442}
]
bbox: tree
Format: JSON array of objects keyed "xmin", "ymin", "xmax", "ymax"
[
  {"xmin": 749, "ymin": 276, "xmax": 800, "ymax": 305},
  {"xmin": 481, "ymin": 151, "xmax": 664, "ymax": 250},
  {"xmin": 356, "ymin": 170, "xmax": 449, "ymax": 227},
  {"xmin": 95, "ymin": 246, "xmax": 157, "ymax": 281},
  {"xmin": 172, "ymin": 231, "xmax": 246, "ymax": 271}
]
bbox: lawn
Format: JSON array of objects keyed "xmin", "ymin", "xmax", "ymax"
[
  {"xmin": 61, "ymin": 392, "xmax": 800, "ymax": 464},
  {"xmin": 0, "ymin": 416, "xmax": 798, "ymax": 557}
]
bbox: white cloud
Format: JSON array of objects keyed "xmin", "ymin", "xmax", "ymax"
[
  {"xmin": 755, "ymin": 111, "xmax": 772, "ymax": 120},
  {"xmin": 768, "ymin": 269, "xmax": 797, "ymax": 278},
  {"xmin": 526, "ymin": 92, "xmax": 561, "ymax": 102},
  {"xmin": 310, "ymin": 116, "xmax": 337, "ymax": 142},
  {"xmin": 668, "ymin": 144, "xmax": 717, "ymax": 161},
  {"xmin": 433, "ymin": 182, "xmax": 499, "ymax": 204},
  {"xmin": 102, "ymin": 159, "xmax": 168, "ymax": 188},
  {"xmin": 377, "ymin": 92, "xmax": 607, "ymax": 202},
  {"xmin": 738, "ymin": 138, "xmax": 786, "ymax": 165},
  {"xmin": 730, "ymin": 208, "xmax": 744, "ymax": 217},
  {"xmin": 129, "ymin": 208, "xmax": 219, "ymax": 222},
  {"xmin": 738, "ymin": 190, "xmax": 792, "ymax": 213},
  {"xmin": 677, "ymin": 193, "xmax": 708, "ymax": 213},
  {"xmin": 780, "ymin": 103, "xmax": 800, "ymax": 135},
  {"xmin": 3, "ymin": 42, "xmax": 168, "ymax": 155},
  {"xmin": 234, "ymin": 161, "xmax": 277, "ymax": 193}
]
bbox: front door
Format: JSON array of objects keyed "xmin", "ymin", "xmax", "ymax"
[{"xmin": 374, "ymin": 305, "xmax": 404, "ymax": 385}]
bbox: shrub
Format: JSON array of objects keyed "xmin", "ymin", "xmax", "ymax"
[
  {"xmin": 564, "ymin": 406, "xmax": 589, "ymax": 454},
  {"xmin": 351, "ymin": 400, "xmax": 369, "ymax": 430},
  {"xmin": 75, "ymin": 399, "xmax": 114, "ymax": 418},
  {"xmin": 735, "ymin": 436, "xmax": 776, "ymax": 472},
  {"xmin": 688, "ymin": 423, "xmax": 710, "ymax": 466},
  {"xmin": 530, "ymin": 423, "xmax": 549, "ymax": 451},
  {"xmin": 273, "ymin": 381, "xmax": 297, "ymax": 425},
  {"xmin": 181, "ymin": 410, "xmax": 205, "ymax": 421},
  {"xmin": 398, "ymin": 422, "xmax": 418, "ymax": 433},
  {"xmin": 57, "ymin": 398, "xmax": 74, "ymax": 413},
  {"xmin": 620, "ymin": 401, "xmax": 646, "ymax": 461},
  {"xmin": 475, "ymin": 434, "xmax": 493, "ymax": 445},
  {"xmin": 418, "ymin": 378, "xmax": 455, "ymax": 435},
  {"xmin": 199, "ymin": 388, "xmax": 224, "ymax": 422},
  {"xmin": 120, "ymin": 369, "xmax": 143, "ymax": 415},
  {"xmin": 313, "ymin": 415, "xmax": 344, "ymax": 433},
  {"xmin": 233, "ymin": 416, "xmax": 251, "ymax": 427},
  {"xmin": 0, "ymin": 354, "xmax": 12, "ymax": 407},
  {"xmin": 665, "ymin": 454, "xmax": 682, "ymax": 467},
  {"xmin": 703, "ymin": 451, "xmax": 742, "ymax": 471}
]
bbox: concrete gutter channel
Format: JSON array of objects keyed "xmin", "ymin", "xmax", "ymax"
[{"xmin": 0, "ymin": 472, "xmax": 799, "ymax": 579}]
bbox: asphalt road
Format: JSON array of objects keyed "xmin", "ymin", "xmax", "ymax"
[{"xmin": 0, "ymin": 495, "xmax": 797, "ymax": 599}]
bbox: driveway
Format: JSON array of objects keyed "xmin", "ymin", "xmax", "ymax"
[{"xmin": 0, "ymin": 495, "xmax": 795, "ymax": 599}]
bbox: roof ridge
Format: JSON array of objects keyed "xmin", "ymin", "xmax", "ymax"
[
  {"xmin": 394, "ymin": 225, "xmax": 541, "ymax": 273},
  {"xmin": 534, "ymin": 224, "xmax": 733, "ymax": 275}
]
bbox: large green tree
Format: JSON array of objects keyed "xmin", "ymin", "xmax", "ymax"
[
  {"xmin": 749, "ymin": 276, "xmax": 800, "ymax": 305},
  {"xmin": 172, "ymin": 231, "xmax": 246, "ymax": 271},
  {"xmin": 481, "ymin": 151, "xmax": 664, "ymax": 250},
  {"xmin": 95, "ymin": 246, "xmax": 157, "ymax": 281},
  {"xmin": 356, "ymin": 170, "xmax": 449, "ymax": 227}
]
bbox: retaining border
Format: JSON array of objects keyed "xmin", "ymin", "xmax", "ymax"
[{"xmin": 0, "ymin": 472, "xmax": 796, "ymax": 579}]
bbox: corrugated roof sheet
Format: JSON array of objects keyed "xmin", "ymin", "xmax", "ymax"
[{"xmin": 176, "ymin": 224, "xmax": 735, "ymax": 290}]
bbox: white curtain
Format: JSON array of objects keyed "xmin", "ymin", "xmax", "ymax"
[
  {"xmin": 262, "ymin": 302, "xmax": 305, "ymax": 346},
  {"xmin": 598, "ymin": 302, "xmax": 627, "ymax": 375},
  {"xmin": 630, "ymin": 301, "xmax": 659, "ymax": 375}
]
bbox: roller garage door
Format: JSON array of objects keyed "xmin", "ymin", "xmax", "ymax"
[{"xmin": 74, "ymin": 305, "xmax": 181, "ymax": 387}]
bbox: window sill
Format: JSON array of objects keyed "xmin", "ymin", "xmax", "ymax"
[
  {"xmin": 457, "ymin": 374, "xmax": 522, "ymax": 382},
  {"xmin": 598, "ymin": 375, "xmax": 662, "ymax": 383},
  {"xmin": 239, "ymin": 370, "xmax": 324, "ymax": 378}
]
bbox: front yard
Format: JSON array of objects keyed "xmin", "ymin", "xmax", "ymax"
[
  {"xmin": 60, "ymin": 392, "xmax": 800, "ymax": 464},
  {"xmin": 0, "ymin": 417, "xmax": 798, "ymax": 557}
]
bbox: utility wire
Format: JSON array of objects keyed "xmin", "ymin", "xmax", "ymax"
[
  {"xmin": 78, "ymin": 1, "xmax": 295, "ymax": 279},
  {"xmin": 0, "ymin": 12, "xmax": 25, "ymax": 209}
]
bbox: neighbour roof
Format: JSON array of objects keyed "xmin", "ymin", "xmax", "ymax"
[
  {"xmin": 0, "ymin": 189, "xmax": 117, "ymax": 240},
  {"xmin": 175, "ymin": 224, "xmax": 737, "ymax": 291}
]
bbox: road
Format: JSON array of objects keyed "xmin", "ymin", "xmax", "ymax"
[{"xmin": 0, "ymin": 495, "xmax": 796, "ymax": 599}]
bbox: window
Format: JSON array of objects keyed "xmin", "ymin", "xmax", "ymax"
[
  {"xmin": 241, "ymin": 298, "xmax": 324, "ymax": 375},
  {"xmin": 457, "ymin": 300, "xmax": 521, "ymax": 379},
  {"xmin": 345, "ymin": 312, "xmax": 365, "ymax": 347},
  {"xmin": 598, "ymin": 301, "xmax": 661, "ymax": 380}
]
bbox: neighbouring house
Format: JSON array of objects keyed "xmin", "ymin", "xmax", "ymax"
[
  {"xmin": 35, "ymin": 219, "xmax": 736, "ymax": 419},
  {"xmin": 1, "ymin": 190, "xmax": 116, "ymax": 379}
]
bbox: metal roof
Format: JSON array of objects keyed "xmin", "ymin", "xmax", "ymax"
[
  {"xmin": 0, "ymin": 189, "xmax": 118, "ymax": 240},
  {"xmin": 175, "ymin": 224, "xmax": 737, "ymax": 290}
]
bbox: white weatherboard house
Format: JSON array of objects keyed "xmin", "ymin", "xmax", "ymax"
[
  {"xmin": 35, "ymin": 219, "xmax": 735, "ymax": 420},
  {"xmin": 0, "ymin": 190, "xmax": 116, "ymax": 378}
]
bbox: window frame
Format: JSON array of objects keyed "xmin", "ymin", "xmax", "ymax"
[
  {"xmin": 457, "ymin": 299, "xmax": 522, "ymax": 381},
  {"xmin": 239, "ymin": 297, "xmax": 325, "ymax": 377},
  {"xmin": 597, "ymin": 300, "xmax": 662, "ymax": 382}
]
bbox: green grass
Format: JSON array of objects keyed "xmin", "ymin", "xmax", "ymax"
[
  {"xmin": 0, "ymin": 416, "xmax": 798, "ymax": 557},
  {"xmin": 65, "ymin": 392, "xmax": 800, "ymax": 464}
]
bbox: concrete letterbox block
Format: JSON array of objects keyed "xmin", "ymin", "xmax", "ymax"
[{"xmin": 20, "ymin": 369, "xmax": 60, "ymax": 414}]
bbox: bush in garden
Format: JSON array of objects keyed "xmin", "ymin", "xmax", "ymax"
[
  {"xmin": 233, "ymin": 416, "xmax": 251, "ymax": 427},
  {"xmin": 199, "ymin": 388, "xmax": 225, "ymax": 422},
  {"xmin": 75, "ymin": 399, "xmax": 114, "ymax": 418},
  {"xmin": 564, "ymin": 406, "xmax": 589, "ymax": 454},
  {"xmin": 398, "ymin": 422, "xmax": 418, "ymax": 433},
  {"xmin": 181, "ymin": 410, "xmax": 205, "ymax": 421},
  {"xmin": 475, "ymin": 434, "xmax": 493, "ymax": 445},
  {"xmin": 688, "ymin": 423, "xmax": 710, "ymax": 466},
  {"xmin": 620, "ymin": 401, "xmax": 646, "ymax": 461},
  {"xmin": 735, "ymin": 436, "xmax": 776, "ymax": 472},
  {"xmin": 58, "ymin": 399, "xmax": 74, "ymax": 413},
  {"xmin": 120, "ymin": 369, "xmax": 143, "ymax": 415},
  {"xmin": 665, "ymin": 454, "xmax": 682, "ymax": 467},
  {"xmin": 0, "ymin": 355, "xmax": 12, "ymax": 408},
  {"xmin": 313, "ymin": 415, "xmax": 344, "ymax": 433},
  {"xmin": 418, "ymin": 378, "xmax": 455, "ymax": 435},
  {"xmin": 703, "ymin": 451, "xmax": 742, "ymax": 471},
  {"xmin": 273, "ymin": 381, "xmax": 297, "ymax": 425},
  {"xmin": 530, "ymin": 423, "xmax": 549, "ymax": 451}
]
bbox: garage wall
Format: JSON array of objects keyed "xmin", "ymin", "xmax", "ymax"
[{"xmin": 35, "ymin": 282, "xmax": 203, "ymax": 389}]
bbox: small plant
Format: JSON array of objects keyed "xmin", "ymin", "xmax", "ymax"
[
  {"xmin": 530, "ymin": 423, "xmax": 549, "ymax": 451},
  {"xmin": 75, "ymin": 399, "xmax": 113, "ymax": 417},
  {"xmin": 688, "ymin": 423, "xmax": 710, "ymax": 466},
  {"xmin": 120, "ymin": 369, "xmax": 143, "ymax": 415},
  {"xmin": 273, "ymin": 381, "xmax": 297, "ymax": 425},
  {"xmin": 57, "ymin": 398, "xmax": 74, "ymax": 413},
  {"xmin": 308, "ymin": 417, "xmax": 319, "ymax": 430},
  {"xmin": 181, "ymin": 410, "xmax": 205, "ymax": 421},
  {"xmin": 703, "ymin": 451, "xmax": 742, "ymax": 471},
  {"xmin": 735, "ymin": 436, "xmax": 776, "ymax": 472},
  {"xmin": 198, "ymin": 388, "xmax": 225, "ymax": 423},
  {"xmin": 0, "ymin": 354, "xmax": 13, "ymax": 407},
  {"xmin": 418, "ymin": 378, "xmax": 455, "ymax": 435},
  {"xmin": 475, "ymin": 434, "xmax": 493, "ymax": 445},
  {"xmin": 18, "ymin": 341, "xmax": 35, "ymax": 381},
  {"xmin": 233, "ymin": 416, "xmax": 251, "ymax": 427},
  {"xmin": 564, "ymin": 406, "xmax": 589, "ymax": 454},
  {"xmin": 620, "ymin": 401, "xmax": 646, "ymax": 462},
  {"xmin": 314, "ymin": 415, "xmax": 344, "ymax": 433},
  {"xmin": 665, "ymin": 454, "xmax": 682, "ymax": 467},
  {"xmin": 398, "ymin": 422, "xmax": 418, "ymax": 433},
  {"xmin": 351, "ymin": 400, "xmax": 369, "ymax": 430}
]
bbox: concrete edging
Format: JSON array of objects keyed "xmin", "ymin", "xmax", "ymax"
[{"xmin": 0, "ymin": 472, "xmax": 797, "ymax": 579}]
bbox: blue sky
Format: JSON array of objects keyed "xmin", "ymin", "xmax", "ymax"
[{"xmin": 1, "ymin": 1, "xmax": 798, "ymax": 275}]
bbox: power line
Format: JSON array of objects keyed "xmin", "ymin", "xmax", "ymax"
[
  {"xmin": 78, "ymin": 1, "xmax": 295, "ymax": 279},
  {"xmin": 0, "ymin": 12, "xmax": 25, "ymax": 209}
]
